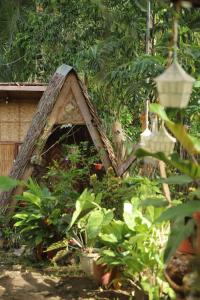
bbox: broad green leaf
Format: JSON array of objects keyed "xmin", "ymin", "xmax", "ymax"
[
  {"xmin": 28, "ymin": 214, "xmax": 43, "ymax": 221},
  {"xmin": 123, "ymin": 202, "xmax": 137, "ymax": 231},
  {"xmin": 12, "ymin": 213, "xmax": 29, "ymax": 220},
  {"xmin": 164, "ymin": 218, "xmax": 195, "ymax": 262},
  {"xmin": 141, "ymin": 198, "xmax": 168, "ymax": 208},
  {"xmin": 102, "ymin": 209, "xmax": 114, "ymax": 226},
  {"xmin": 189, "ymin": 188, "xmax": 200, "ymax": 200},
  {"xmin": 20, "ymin": 225, "xmax": 39, "ymax": 233},
  {"xmin": 158, "ymin": 175, "xmax": 193, "ymax": 185},
  {"xmin": 99, "ymin": 232, "xmax": 119, "ymax": 244},
  {"xmin": 86, "ymin": 210, "xmax": 104, "ymax": 240},
  {"xmin": 150, "ymin": 103, "xmax": 200, "ymax": 155},
  {"xmin": 100, "ymin": 220, "xmax": 127, "ymax": 243},
  {"xmin": 170, "ymin": 153, "xmax": 200, "ymax": 179},
  {"xmin": 194, "ymin": 81, "xmax": 200, "ymax": 87},
  {"xmin": 35, "ymin": 234, "xmax": 43, "ymax": 246},
  {"xmin": 150, "ymin": 103, "xmax": 170, "ymax": 122},
  {"xmin": 0, "ymin": 176, "xmax": 18, "ymax": 191},
  {"xmin": 46, "ymin": 239, "xmax": 68, "ymax": 252},
  {"xmin": 156, "ymin": 200, "xmax": 200, "ymax": 223},
  {"xmin": 101, "ymin": 249, "xmax": 116, "ymax": 257},
  {"xmin": 136, "ymin": 148, "xmax": 168, "ymax": 163},
  {"xmin": 13, "ymin": 220, "xmax": 25, "ymax": 227},
  {"xmin": 22, "ymin": 191, "xmax": 41, "ymax": 208},
  {"xmin": 68, "ymin": 189, "xmax": 99, "ymax": 229}
]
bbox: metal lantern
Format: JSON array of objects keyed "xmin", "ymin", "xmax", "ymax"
[
  {"xmin": 154, "ymin": 61, "xmax": 195, "ymax": 108},
  {"xmin": 145, "ymin": 124, "xmax": 176, "ymax": 156}
]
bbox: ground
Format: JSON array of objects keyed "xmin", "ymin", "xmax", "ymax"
[{"xmin": 0, "ymin": 250, "xmax": 139, "ymax": 300}]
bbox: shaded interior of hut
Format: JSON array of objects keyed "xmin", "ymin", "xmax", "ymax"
[{"xmin": 31, "ymin": 124, "xmax": 104, "ymax": 191}]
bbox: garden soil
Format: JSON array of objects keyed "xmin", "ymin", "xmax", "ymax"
[{"xmin": 0, "ymin": 250, "xmax": 141, "ymax": 300}]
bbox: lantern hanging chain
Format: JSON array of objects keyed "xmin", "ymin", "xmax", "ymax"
[
  {"xmin": 145, "ymin": 99, "xmax": 149, "ymax": 129},
  {"xmin": 146, "ymin": 0, "xmax": 151, "ymax": 56},
  {"xmin": 144, "ymin": 1, "xmax": 151, "ymax": 130},
  {"xmin": 173, "ymin": 17, "xmax": 178, "ymax": 61},
  {"xmin": 173, "ymin": 3, "xmax": 180, "ymax": 62}
]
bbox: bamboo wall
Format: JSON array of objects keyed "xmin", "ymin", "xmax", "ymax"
[{"xmin": 0, "ymin": 99, "xmax": 37, "ymax": 175}]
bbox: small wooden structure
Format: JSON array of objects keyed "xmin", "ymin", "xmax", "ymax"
[
  {"xmin": 0, "ymin": 65, "xmax": 119, "ymax": 214},
  {"xmin": 0, "ymin": 83, "xmax": 46, "ymax": 175}
]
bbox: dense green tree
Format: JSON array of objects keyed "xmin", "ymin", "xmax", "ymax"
[{"xmin": 0, "ymin": 0, "xmax": 199, "ymax": 141}]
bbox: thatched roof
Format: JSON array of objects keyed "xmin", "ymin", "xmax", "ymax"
[{"xmin": 0, "ymin": 64, "xmax": 122, "ymax": 214}]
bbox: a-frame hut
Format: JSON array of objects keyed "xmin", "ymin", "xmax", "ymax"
[{"xmin": 0, "ymin": 64, "xmax": 120, "ymax": 214}]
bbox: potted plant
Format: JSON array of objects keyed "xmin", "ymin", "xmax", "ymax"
[
  {"xmin": 46, "ymin": 189, "xmax": 114, "ymax": 280},
  {"xmin": 94, "ymin": 163, "xmax": 103, "ymax": 171},
  {"xmin": 67, "ymin": 189, "xmax": 114, "ymax": 278}
]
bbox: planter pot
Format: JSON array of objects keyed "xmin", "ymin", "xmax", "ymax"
[
  {"xmin": 178, "ymin": 213, "xmax": 200, "ymax": 255},
  {"xmin": 165, "ymin": 251, "xmax": 195, "ymax": 299},
  {"xmin": 93, "ymin": 263, "xmax": 119, "ymax": 287},
  {"xmin": 178, "ymin": 239, "xmax": 195, "ymax": 255},
  {"xmin": 94, "ymin": 163, "xmax": 103, "ymax": 171},
  {"xmin": 79, "ymin": 251, "xmax": 99, "ymax": 277}
]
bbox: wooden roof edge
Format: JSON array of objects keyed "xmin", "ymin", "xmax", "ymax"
[
  {"xmin": 0, "ymin": 85, "xmax": 47, "ymax": 92},
  {"xmin": 0, "ymin": 82, "xmax": 46, "ymax": 86},
  {"xmin": 72, "ymin": 70, "xmax": 119, "ymax": 172}
]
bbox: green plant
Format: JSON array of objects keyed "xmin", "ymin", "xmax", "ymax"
[
  {"xmin": 90, "ymin": 168, "xmax": 163, "ymax": 218},
  {"xmin": 12, "ymin": 178, "xmax": 70, "ymax": 252},
  {"xmin": 44, "ymin": 142, "xmax": 98, "ymax": 209},
  {"xmin": 136, "ymin": 103, "xmax": 200, "ymax": 263},
  {"xmin": 46, "ymin": 181, "xmax": 174, "ymax": 299},
  {"xmin": 45, "ymin": 189, "xmax": 113, "ymax": 263},
  {"xmin": 97, "ymin": 199, "xmax": 173, "ymax": 299}
]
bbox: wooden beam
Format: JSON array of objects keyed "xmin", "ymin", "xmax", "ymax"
[
  {"xmin": 159, "ymin": 160, "xmax": 171, "ymax": 204},
  {"xmin": 117, "ymin": 146, "xmax": 138, "ymax": 176},
  {"xmin": 0, "ymin": 85, "xmax": 46, "ymax": 92},
  {"xmin": 70, "ymin": 76, "xmax": 112, "ymax": 170}
]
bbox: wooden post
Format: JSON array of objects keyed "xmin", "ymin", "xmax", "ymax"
[{"xmin": 159, "ymin": 161, "xmax": 171, "ymax": 204}]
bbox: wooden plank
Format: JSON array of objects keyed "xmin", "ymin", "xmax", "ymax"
[
  {"xmin": 0, "ymin": 144, "xmax": 16, "ymax": 176},
  {"xmin": 117, "ymin": 148, "xmax": 137, "ymax": 176},
  {"xmin": 159, "ymin": 160, "xmax": 171, "ymax": 204},
  {"xmin": 0, "ymin": 85, "xmax": 47, "ymax": 92},
  {"xmin": 48, "ymin": 75, "xmax": 75, "ymax": 125},
  {"xmin": 70, "ymin": 75, "xmax": 112, "ymax": 170}
]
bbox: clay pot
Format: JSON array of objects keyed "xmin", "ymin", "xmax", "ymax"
[
  {"xmin": 94, "ymin": 163, "xmax": 103, "ymax": 171},
  {"xmin": 178, "ymin": 213, "xmax": 200, "ymax": 255},
  {"xmin": 178, "ymin": 238, "xmax": 195, "ymax": 255},
  {"xmin": 93, "ymin": 262, "xmax": 119, "ymax": 287}
]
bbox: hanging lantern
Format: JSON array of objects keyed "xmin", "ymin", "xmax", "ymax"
[
  {"xmin": 140, "ymin": 127, "xmax": 152, "ymax": 147},
  {"xmin": 145, "ymin": 123, "xmax": 176, "ymax": 156},
  {"xmin": 139, "ymin": 114, "xmax": 158, "ymax": 166},
  {"xmin": 154, "ymin": 61, "xmax": 195, "ymax": 108},
  {"xmin": 140, "ymin": 127, "xmax": 158, "ymax": 165}
]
